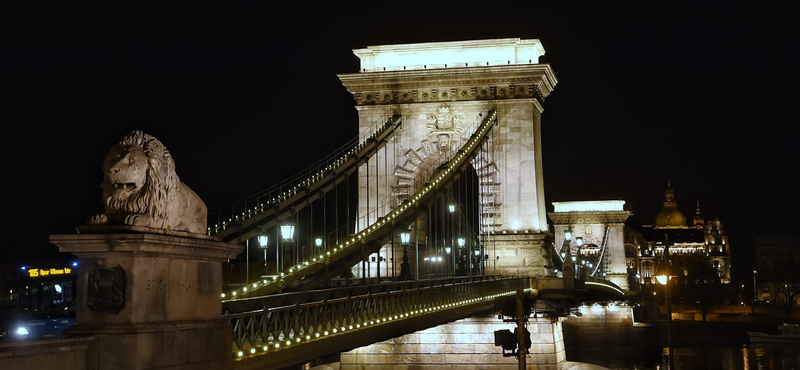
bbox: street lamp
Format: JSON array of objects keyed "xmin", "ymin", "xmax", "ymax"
[
  {"xmin": 398, "ymin": 230, "xmax": 413, "ymax": 280},
  {"xmin": 280, "ymin": 222, "xmax": 295, "ymax": 270},
  {"xmin": 448, "ymin": 204, "xmax": 456, "ymax": 276},
  {"xmin": 280, "ymin": 223, "xmax": 295, "ymax": 240},
  {"xmin": 562, "ymin": 227, "xmax": 573, "ymax": 263},
  {"xmin": 458, "ymin": 237, "xmax": 466, "ymax": 276},
  {"xmin": 475, "ymin": 249, "xmax": 481, "ymax": 275},
  {"xmin": 401, "ymin": 230, "xmax": 411, "ymax": 244},
  {"xmin": 257, "ymin": 231, "xmax": 271, "ymax": 274},
  {"xmin": 753, "ymin": 270, "xmax": 758, "ymax": 302},
  {"xmin": 741, "ymin": 284, "xmax": 746, "ymax": 315},
  {"xmin": 656, "ymin": 264, "xmax": 673, "ymax": 370}
]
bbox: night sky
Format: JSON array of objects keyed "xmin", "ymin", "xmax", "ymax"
[{"xmin": 2, "ymin": 3, "xmax": 797, "ymax": 271}]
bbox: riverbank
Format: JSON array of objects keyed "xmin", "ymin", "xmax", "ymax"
[
  {"xmin": 636, "ymin": 302, "xmax": 800, "ymax": 344},
  {"xmin": 565, "ymin": 319, "xmax": 800, "ymax": 370}
]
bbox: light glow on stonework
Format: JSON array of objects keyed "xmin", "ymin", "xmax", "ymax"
[
  {"xmin": 552, "ymin": 200, "xmax": 626, "ymax": 213},
  {"xmin": 353, "ymin": 38, "xmax": 545, "ymax": 72}
]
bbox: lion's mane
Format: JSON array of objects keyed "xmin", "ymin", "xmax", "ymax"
[
  {"xmin": 90, "ymin": 130, "xmax": 207, "ymax": 234},
  {"xmin": 102, "ymin": 130, "xmax": 178, "ymax": 227}
]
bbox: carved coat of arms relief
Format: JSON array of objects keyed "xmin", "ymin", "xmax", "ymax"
[{"xmin": 425, "ymin": 104, "xmax": 464, "ymax": 151}]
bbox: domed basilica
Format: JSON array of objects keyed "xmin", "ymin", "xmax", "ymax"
[{"xmin": 625, "ymin": 181, "xmax": 731, "ymax": 286}]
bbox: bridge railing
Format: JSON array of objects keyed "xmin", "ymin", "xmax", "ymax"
[
  {"xmin": 226, "ymin": 275, "xmax": 528, "ymax": 360},
  {"xmin": 207, "ymin": 113, "xmax": 399, "ymax": 235},
  {"xmin": 221, "ymin": 106, "xmax": 499, "ymax": 299}
]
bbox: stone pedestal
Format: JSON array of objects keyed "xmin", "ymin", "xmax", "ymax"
[{"xmin": 50, "ymin": 228, "xmax": 242, "ymax": 370}]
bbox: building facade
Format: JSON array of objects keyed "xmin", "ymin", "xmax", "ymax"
[{"xmin": 625, "ymin": 182, "xmax": 731, "ymax": 287}]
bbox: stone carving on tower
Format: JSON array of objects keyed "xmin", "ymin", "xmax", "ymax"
[{"xmin": 426, "ymin": 104, "xmax": 464, "ymax": 152}]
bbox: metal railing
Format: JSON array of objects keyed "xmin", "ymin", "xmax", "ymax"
[
  {"xmin": 226, "ymin": 276, "xmax": 528, "ymax": 359},
  {"xmin": 359, "ymin": 59, "xmax": 543, "ymax": 73},
  {"xmin": 220, "ymin": 107, "xmax": 499, "ymax": 299},
  {"xmin": 208, "ymin": 113, "xmax": 400, "ymax": 235}
]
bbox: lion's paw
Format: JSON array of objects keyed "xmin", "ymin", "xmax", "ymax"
[
  {"xmin": 125, "ymin": 214, "xmax": 153, "ymax": 228},
  {"xmin": 88, "ymin": 213, "xmax": 108, "ymax": 225}
]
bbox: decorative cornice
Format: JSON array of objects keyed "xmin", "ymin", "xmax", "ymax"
[
  {"xmin": 50, "ymin": 232, "xmax": 243, "ymax": 261},
  {"xmin": 548, "ymin": 210, "xmax": 630, "ymax": 224},
  {"xmin": 338, "ymin": 64, "xmax": 557, "ymax": 106}
]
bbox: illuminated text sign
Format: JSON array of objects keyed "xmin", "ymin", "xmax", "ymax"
[{"xmin": 27, "ymin": 267, "xmax": 73, "ymax": 278}]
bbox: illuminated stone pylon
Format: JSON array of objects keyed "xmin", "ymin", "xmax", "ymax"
[
  {"xmin": 338, "ymin": 38, "xmax": 558, "ymax": 279},
  {"xmin": 549, "ymin": 200, "xmax": 631, "ymax": 291}
]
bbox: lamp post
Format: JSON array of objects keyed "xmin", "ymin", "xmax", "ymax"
[
  {"xmin": 561, "ymin": 227, "xmax": 575, "ymax": 276},
  {"xmin": 656, "ymin": 266, "xmax": 673, "ymax": 370},
  {"xmin": 448, "ymin": 204, "xmax": 455, "ymax": 276},
  {"xmin": 753, "ymin": 270, "xmax": 758, "ymax": 302},
  {"xmin": 258, "ymin": 231, "xmax": 270, "ymax": 275},
  {"xmin": 280, "ymin": 222, "xmax": 295, "ymax": 271},
  {"xmin": 458, "ymin": 237, "xmax": 465, "ymax": 275},
  {"xmin": 741, "ymin": 284, "xmax": 746, "ymax": 316},
  {"xmin": 474, "ymin": 249, "xmax": 481, "ymax": 275},
  {"xmin": 574, "ymin": 237, "xmax": 584, "ymax": 276},
  {"xmin": 398, "ymin": 230, "xmax": 413, "ymax": 280},
  {"xmin": 562, "ymin": 226, "xmax": 573, "ymax": 268}
]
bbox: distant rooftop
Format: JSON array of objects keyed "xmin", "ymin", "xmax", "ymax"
[
  {"xmin": 552, "ymin": 200, "xmax": 627, "ymax": 213},
  {"xmin": 352, "ymin": 38, "xmax": 546, "ymax": 72}
]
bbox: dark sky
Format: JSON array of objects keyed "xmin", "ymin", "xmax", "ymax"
[{"xmin": 2, "ymin": 2, "xmax": 797, "ymax": 266}]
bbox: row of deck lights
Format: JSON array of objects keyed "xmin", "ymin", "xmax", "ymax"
[
  {"xmin": 208, "ymin": 118, "xmax": 394, "ymax": 235},
  {"xmin": 222, "ymin": 111, "xmax": 496, "ymax": 301},
  {"xmin": 235, "ymin": 286, "xmax": 523, "ymax": 359}
]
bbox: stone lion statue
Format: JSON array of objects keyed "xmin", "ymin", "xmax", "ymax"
[{"xmin": 87, "ymin": 130, "xmax": 207, "ymax": 234}]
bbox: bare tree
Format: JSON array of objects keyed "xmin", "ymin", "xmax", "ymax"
[{"xmin": 762, "ymin": 254, "xmax": 800, "ymax": 320}]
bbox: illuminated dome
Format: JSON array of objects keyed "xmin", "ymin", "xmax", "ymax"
[
  {"xmin": 654, "ymin": 181, "xmax": 687, "ymax": 228},
  {"xmin": 655, "ymin": 207, "xmax": 686, "ymax": 227}
]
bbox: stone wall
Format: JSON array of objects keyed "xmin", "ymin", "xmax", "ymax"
[
  {"xmin": 562, "ymin": 304, "xmax": 634, "ymax": 349},
  {"xmin": 486, "ymin": 233, "xmax": 553, "ymax": 278},
  {"xmin": 0, "ymin": 336, "xmax": 93, "ymax": 370},
  {"xmin": 338, "ymin": 314, "xmax": 566, "ymax": 370}
]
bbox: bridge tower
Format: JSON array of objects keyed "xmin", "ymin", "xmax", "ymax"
[
  {"xmin": 548, "ymin": 200, "xmax": 631, "ymax": 290},
  {"xmin": 338, "ymin": 38, "xmax": 558, "ymax": 279}
]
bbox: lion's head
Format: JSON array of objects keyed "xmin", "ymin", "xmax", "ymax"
[
  {"xmin": 99, "ymin": 130, "xmax": 180, "ymax": 227},
  {"xmin": 88, "ymin": 130, "xmax": 207, "ymax": 233}
]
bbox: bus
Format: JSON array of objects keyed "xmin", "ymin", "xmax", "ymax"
[{"xmin": 12, "ymin": 261, "xmax": 78, "ymax": 339}]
